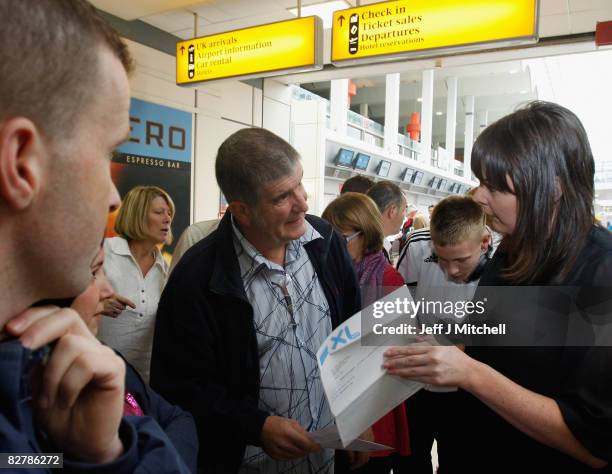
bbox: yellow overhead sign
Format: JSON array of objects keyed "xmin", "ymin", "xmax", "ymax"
[
  {"xmin": 331, "ymin": 0, "xmax": 538, "ymax": 65},
  {"xmin": 177, "ymin": 16, "xmax": 322, "ymax": 85}
]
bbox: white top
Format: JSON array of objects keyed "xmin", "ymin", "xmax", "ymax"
[
  {"xmin": 168, "ymin": 219, "xmax": 219, "ymax": 274},
  {"xmin": 383, "ymin": 237, "xmax": 392, "ymax": 254},
  {"xmin": 97, "ymin": 236, "xmax": 168, "ymax": 382},
  {"xmin": 396, "ymin": 228, "xmax": 481, "ymax": 319}
]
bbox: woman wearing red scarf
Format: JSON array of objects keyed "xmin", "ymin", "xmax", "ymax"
[{"xmin": 323, "ymin": 193, "xmax": 412, "ymax": 474}]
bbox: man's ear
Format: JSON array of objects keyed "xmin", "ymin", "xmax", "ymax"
[
  {"xmin": 0, "ymin": 118, "xmax": 44, "ymax": 211},
  {"xmin": 385, "ymin": 204, "xmax": 396, "ymax": 219},
  {"xmin": 228, "ymin": 201, "xmax": 253, "ymax": 227},
  {"xmin": 481, "ymin": 232, "xmax": 491, "ymax": 252}
]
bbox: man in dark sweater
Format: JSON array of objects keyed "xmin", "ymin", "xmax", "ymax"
[
  {"xmin": 151, "ymin": 128, "xmax": 362, "ymax": 473},
  {"xmin": 0, "ymin": 1, "xmax": 191, "ymax": 471}
]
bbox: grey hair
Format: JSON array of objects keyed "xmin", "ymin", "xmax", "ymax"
[
  {"xmin": 366, "ymin": 181, "xmax": 405, "ymax": 214},
  {"xmin": 215, "ymin": 128, "xmax": 301, "ymax": 205}
]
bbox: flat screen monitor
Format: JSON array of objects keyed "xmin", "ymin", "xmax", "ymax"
[
  {"xmin": 438, "ymin": 179, "xmax": 448, "ymax": 190},
  {"xmin": 335, "ymin": 148, "xmax": 354, "ymax": 168},
  {"xmin": 430, "ymin": 177, "xmax": 441, "ymax": 189},
  {"xmin": 354, "ymin": 153, "xmax": 371, "ymax": 171},
  {"xmin": 376, "ymin": 160, "xmax": 391, "ymax": 177},
  {"xmin": 412, "ymin": 171, "xmax": 424, "ymax": 185},
  {"xmin": 401, "ymin": 168, "xmax": 415, "ymax": 182}
]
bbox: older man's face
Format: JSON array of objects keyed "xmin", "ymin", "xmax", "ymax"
[
  {"xmin": 34, "ymin": 48, "xmax": 127, "ymax": 298},
  {"xmin": 251, "ymin": 163, "xmax": 308, "ymax": 247},
  {"xmin": 390, "ymin": 195, "xmax": 408, "ymax": 235}
]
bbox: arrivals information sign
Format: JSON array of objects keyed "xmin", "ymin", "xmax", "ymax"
[
  {"xmin": 331, "ymin": 0, "xmax": 538, "ymax": 65},
  {"xmin": 176, "ymin": 16, "xmax": 322, "ymax": 85}
]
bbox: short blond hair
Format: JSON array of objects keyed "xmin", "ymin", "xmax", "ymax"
[
  {"xmin": 114, "ymin": 186, "xmax": 175, "ymax": 244},
  {"xmin": 412, "ymin": 213, "xmax": 429, "ymax": 230},
  {"xmin": 430, "ymin": 196, "xmax": 485, "ymax": 246},
  {"xmin": 322, "ymin": 192, "xmax": 384, "ymax": 255}
]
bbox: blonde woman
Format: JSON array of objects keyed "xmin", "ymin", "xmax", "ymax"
[{"xmin": 98, "ymin": 185, "xmax": 175, "ymax": 382}]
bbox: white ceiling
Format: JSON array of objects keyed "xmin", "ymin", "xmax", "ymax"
[
  {"xmin": 89, "ymin": 0, "xmax": 204, "ymax": 21},
  {"xmin": 88, "ymin": 0, "xmax": 612, "ymax": 40}
]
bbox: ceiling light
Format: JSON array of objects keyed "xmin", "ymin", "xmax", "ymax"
[
  {"xmin": 509, "ymin": 69, "xmax": 520, "ymax": 74},
  {"xmin": 288, "ymin": 1, "xmax": 349, "ymax": 29},
  {"xmin": 435, "ymin": 111, "xmax": 443, "ymax": 116},
  {"xmin": 417, "ymin": 97, "xmax": 423, "ymax": 102},
  {"xmin": 520, "ymin": 90, "xmax": 528, "ymax": 94}
]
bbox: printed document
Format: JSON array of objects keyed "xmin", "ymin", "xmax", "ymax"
[{"xmin": 316, "ymin": 286, "xmax": 424, "ymax": 446}]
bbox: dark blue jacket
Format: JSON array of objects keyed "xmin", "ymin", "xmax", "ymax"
[
  {"xmin": 0, "ymin": 339, "xmax": 191, "ymax": 473},
  {"xmin": 122, "ymin": 353, "xmax": 198, "ymax": 473},
  {"xmin": 150, "ymin": 213, "xmax": 361, "ymax": 473}
]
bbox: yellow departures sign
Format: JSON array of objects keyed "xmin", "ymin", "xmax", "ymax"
[
  {"xmin": 332, "ymin": 0, "xmax": 538, "ymax": 65},
  {"xmin": 177, "ymin": 16, "xmax": 322, "ymax": 85}
]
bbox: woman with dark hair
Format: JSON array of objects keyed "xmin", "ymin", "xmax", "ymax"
[{"xmin": 383, "ymin": 102, "xmax": 612, "ymax": 472}]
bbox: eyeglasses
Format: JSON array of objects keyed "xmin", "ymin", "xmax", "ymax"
[{"xmin": 344, "ymin": 230, "xmax": 362, "ymax": 243}]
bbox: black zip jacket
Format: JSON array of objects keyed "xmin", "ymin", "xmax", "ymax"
[{"xmin": 150, "ymin": 212, "xmax": 360, "ymax": 473}]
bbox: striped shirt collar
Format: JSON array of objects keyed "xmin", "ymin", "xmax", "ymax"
[{"xmin": 230, "ymin": 215, "xmax": 322, "ymax": 271}]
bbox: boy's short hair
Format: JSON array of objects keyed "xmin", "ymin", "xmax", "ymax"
[{"xmin": 430, "ymin": 196, "xmax": 485, "ymax": 246}]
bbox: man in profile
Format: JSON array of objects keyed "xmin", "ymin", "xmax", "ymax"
[
  {"xmin": 152, "ymin": 128, "xmax": 363, "ymax": 473},
  {"xmin": 0, "ymin": 1, "xmax": 190, "ymax": 470},
  {"xmin": 366, "ymin": 181, "xmax": 408, "ymax": 261}
]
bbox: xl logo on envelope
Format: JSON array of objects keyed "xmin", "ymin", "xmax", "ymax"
[{"xmin": 319, "ymin": 325, "xmax": 360, "ymax": 366}]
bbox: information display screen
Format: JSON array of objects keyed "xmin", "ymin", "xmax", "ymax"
[
  {"xmin": 336, "ymin": 148, "xmax": 355, "ymax": 167},
  {"xmin": 377, "ymin": 160, "xmax": 391, "ymax": 177},
  {"xmin": 401, "ymin": 168, "xmax": 415, "ymax": 182},
  {"xmin": 354, "ymin": 153, "xmax": 371, "ymax": 170}
]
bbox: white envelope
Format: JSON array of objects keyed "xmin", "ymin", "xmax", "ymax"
[{"xmin": 316, "ymin": 286, "xmax": 424, "ymax": 447}]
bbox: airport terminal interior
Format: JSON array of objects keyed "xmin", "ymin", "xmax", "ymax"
[
  {"xmin": 89, "ymin": 0, "xmax": 612, "ymax": 242},
  {"xmin": 3, "ymin": 1, "xmax": 611, "ymax": 472},
  {"xmin": 89, "ymin": 1, "xmax": 612, "ymax": 470}
]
